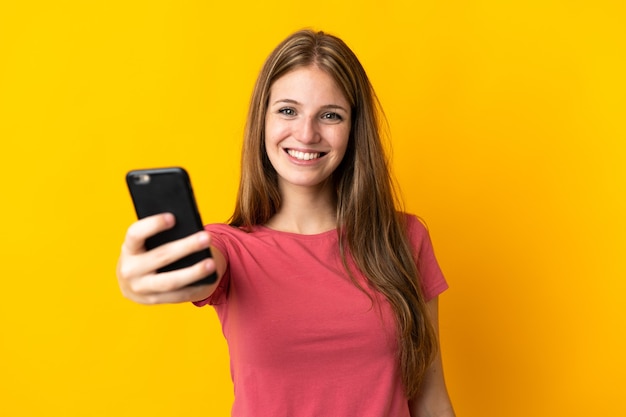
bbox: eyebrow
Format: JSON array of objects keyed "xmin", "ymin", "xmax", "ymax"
[{"xmin": 271, "ymin": 99, "xmax": 349, "ymax": 113}]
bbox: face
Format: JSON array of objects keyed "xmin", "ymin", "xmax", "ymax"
[{"xmin": 264, "ymin": 65, "xmax": 351, "ymax": 193}]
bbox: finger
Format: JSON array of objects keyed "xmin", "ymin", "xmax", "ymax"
[
  {"xmin": 121, "ymin": 213, "xmax": 175, "ymax": 255},
  {"xmin": 131, "ymin": 257, "xmax": 216, "ymax": 296},
  {"xmin": 117, "ymin": 229, "xmax": 212, "ymax": 289},
  {"xmin": 139, "ymin": 281, "xmax": 214, "ymax": 305},
  {"xmin": 136, "ymin": 230, "xmax": 211, "ymax": 275}
]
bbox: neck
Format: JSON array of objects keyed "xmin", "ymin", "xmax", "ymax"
[{"xmin": 265, "ymin": 181, "xmax": 337, "ymax": 235}]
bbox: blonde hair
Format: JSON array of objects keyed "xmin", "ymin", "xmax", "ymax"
[{"xmin": 230, "ymin": 29, "xmax": 437, "ymax": 397}]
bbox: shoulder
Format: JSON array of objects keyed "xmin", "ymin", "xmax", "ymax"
[
  {"xmin": 400, "ymin": 213, "xmax": 449, "ymax": 298},
  {"xmin": 401, "ymin": 212, "xmax": 430, "ymax": 242},
  {"xmin": 205, "ymin": 222, "xmax": 247, "ymax": 237},
  {"xmin": 204, "ymin": 223, "xmax": 315, "ymax": 252},
  {"xmin": 400, "ymin": 212, "xmax": 439, "ymax": 258},
  {"xmin": 203, "ymin": 223, "xmax": 251, "ymax": 254}
]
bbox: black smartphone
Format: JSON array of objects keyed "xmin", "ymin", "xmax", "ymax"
[{"xmin": 125, "ymin": 167, "xmax": 217, "ymax": 286}]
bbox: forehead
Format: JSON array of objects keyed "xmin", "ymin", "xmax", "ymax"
[{"xmin": 269, "ymin": 66, "xmax": 349, "ymax": 105}]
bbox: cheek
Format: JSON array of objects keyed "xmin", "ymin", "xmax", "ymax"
[
  {"xmin": 264, "ymin": 118, "xmax": 286, "ymax": 147},
  {"xmin": 264, "ymin": 126, "xmax": 277, "ymax": 156},
  {"xmin": 336, "ymin": 127, "xmax": 351, "ymax": 154},
  {"xmin": 340, "ymin": 130, "xmax": 353, "ymax": 163},
  {"xmin": 264, "ymin": 123, "xmax": 283, "ymax": 166}
]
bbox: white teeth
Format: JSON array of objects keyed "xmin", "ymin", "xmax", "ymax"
[{"xmin": 287, "ymin": 150, "xmax": 321, "ymax": 160}]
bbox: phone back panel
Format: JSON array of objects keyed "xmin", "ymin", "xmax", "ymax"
[{"xmin": 126, "ymin": 167, "xmax": 216, "ymax": 284}]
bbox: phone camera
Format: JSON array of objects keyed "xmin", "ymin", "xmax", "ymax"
[{"xmin": 133, "ymin": 174, "xmax": 151, "ymax": 185}]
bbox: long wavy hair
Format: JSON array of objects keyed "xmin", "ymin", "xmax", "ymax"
[{"xmin": 230, "ymin": 29, "xmax": 437, "ymax": 397}]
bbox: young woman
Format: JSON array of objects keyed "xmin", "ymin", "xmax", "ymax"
[{"xmin": 117, "ymin": 29, "xmax": 455, "ymax": 417}]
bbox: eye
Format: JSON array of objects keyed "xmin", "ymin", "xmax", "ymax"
[
  {"xmin": 321, "ymin": 112, "xmax": 343, "ymax": 121},
  {"xmin": 278, "ymin": 107, "xmax": 296, "ymax": 116}
]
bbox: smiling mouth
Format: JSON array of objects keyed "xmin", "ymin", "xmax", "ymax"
[{"xmin": 286, "ymin": 149, "xmax": 327, "ymax": 161}]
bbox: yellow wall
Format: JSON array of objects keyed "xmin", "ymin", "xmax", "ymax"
[{"xmin": 1, "ymin": 1, "xmax": 624, "ymax": 415}]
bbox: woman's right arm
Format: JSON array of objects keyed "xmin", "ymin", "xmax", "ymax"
[{"xmin": 116, "ymin": 213, "xmax": 226, "ymax": 305}]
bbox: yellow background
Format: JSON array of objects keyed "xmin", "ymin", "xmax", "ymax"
[{"xmin": 1, "ymin": 1, "xmax": 624, "ymax": 416}]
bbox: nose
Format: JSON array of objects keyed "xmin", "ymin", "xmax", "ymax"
[{"xmin": 295, "ymin": 116, "xmax": 321, "ymax": 144}]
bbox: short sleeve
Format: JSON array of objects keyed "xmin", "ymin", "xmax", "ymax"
[
  {"xmin": 405, "ymin": 214, "xmax": 449, "ymax": 301},
  {"xmin": 192, "ymin": 224, "xmax": 231, "ymax": 307}
]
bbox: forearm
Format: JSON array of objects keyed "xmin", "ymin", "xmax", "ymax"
[
  {"xmin": 409, "ymin": 402, "xmax": 456, "ymax": 417},
  {"xmin": 410, "ymin": 297, "xmax": 455, "ymax": 417},
  {"xmin": 409, "ymin": 375, "xmax": 456, "ymax": 417}
]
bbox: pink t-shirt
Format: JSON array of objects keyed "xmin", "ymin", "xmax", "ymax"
[{"xmin": 195, "ymin": 214, "xmax": 448, "ymax": 417}]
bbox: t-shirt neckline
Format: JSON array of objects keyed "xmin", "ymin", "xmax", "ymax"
[{"xmin": 253, "ymin": 224, "xmax": 338, "ymax": 240}]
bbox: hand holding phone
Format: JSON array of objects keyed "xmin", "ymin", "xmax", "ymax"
[{"xmin": 125, "ymin": 167, "xmax": 217, "ymax": 286}]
